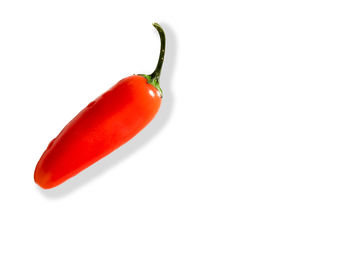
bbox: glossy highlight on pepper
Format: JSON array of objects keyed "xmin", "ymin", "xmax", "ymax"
[{"xmin": 34, "ymin": 23, "xmax": 166, "ymax": 189}]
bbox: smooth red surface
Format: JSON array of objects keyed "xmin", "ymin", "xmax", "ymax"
[{"xmin": 34, "ymin": 75, "xmax": 161, "ymax": 189}]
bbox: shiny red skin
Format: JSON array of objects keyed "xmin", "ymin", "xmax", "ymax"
[{"xmin": 34, "ymin": 75, "xmax": 161, "ymax": 189}]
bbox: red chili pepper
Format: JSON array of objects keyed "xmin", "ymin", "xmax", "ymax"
[{"xmin": 34, "ymin": 23, "xmax": 166, "ymax": 189}]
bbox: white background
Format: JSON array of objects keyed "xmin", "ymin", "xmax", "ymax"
[{"xmin": 0, "ymin": 0, "xmax": 350, "ymax": 253}]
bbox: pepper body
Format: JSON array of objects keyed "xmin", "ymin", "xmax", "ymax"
[
  {"xmin": 34, "ymin": 75, "xmax": 161, "ymax": 189},
  {"xmin": 34, "ymin": 23, "xmax": 166, "ymax": 189}
]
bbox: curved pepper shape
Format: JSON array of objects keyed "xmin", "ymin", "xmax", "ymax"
[{"xmin": 34, "ymin": 23, "xmax": 166, "ymax": 189}]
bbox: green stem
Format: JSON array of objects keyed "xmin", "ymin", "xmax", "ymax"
[
  {"xmin": 140, "ymin": 23, "xmax": 166, "ymax": 97},
  {"xmin": 150, "ymin": 23, "xmax": 166, "ymax": 81}
]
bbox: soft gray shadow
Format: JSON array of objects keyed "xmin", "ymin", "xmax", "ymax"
[{"xmin": 38, "ymin": 23, "xmax": 177, "ymax": 198}]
